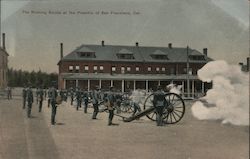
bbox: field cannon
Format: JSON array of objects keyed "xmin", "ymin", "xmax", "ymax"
[{"xmin": 109, "ymin": 92, "xmax": 185, "ymax": 124}]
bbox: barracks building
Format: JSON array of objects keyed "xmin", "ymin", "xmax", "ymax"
[{"xmin": 58, "ymin": 41, "xmax": 212, "ymax": 98}]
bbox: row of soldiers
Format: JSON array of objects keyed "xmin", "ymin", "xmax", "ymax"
[
  {"xmin": 69, "ymin": 86, "xmax": 117, "ymax": 125},
  {"xmin": 22, "ymin": 85, "xmax": 166, "ymax": 126},
  {"xmin": 22, "ymin": 86, "xmax": 58, "ymax": 125}
]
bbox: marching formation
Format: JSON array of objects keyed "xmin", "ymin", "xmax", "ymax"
[{"xmin": 22, "ymin": 85, "xmax": 173, "ymax": 127}]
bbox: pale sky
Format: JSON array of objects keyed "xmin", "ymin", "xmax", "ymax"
[{"xmin": 1, "ymin": 0, "xmax": 249, "ymax": 73}]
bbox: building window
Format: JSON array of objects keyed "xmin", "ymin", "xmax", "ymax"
[
  {"xmin": 156, "ymin": 67, "xmax": 160, "ymax": 71},
  {"xmin": 84, "ymin": 65, "xmax": 89, "ymax": 71},
  {"xmin": 69, "ymin": 66, "xmax": 73, "ymax": 72},
  {"xmin": 162, "ymin": 67, "xmax": 166, "ymax": 71},
  {"xmin": 121, "ymin": 67, "xmax": 125, "ymax": 73},
  {"xmin": 78, "ymin": 51, "xmax": 96, "ymax": 58},
  {"xmin": 127, "ymin": 67, "xmax": 131, "ymax": 72},
  {"xmin": 148, "ymin": 67, "xmax": 151, "ymax": 72},
  {"xmin": 75, "ymin": 66, "xmax": 80, "ymax": 73},
  {"xmin": 112, "ymin": 66, "xmax": 116, "ymax": 72},
  {"xmin": 93, "ymin": 66, "xmax": 98, "ymax": 71},
  {"xmin": 117, "ymin": 54, "xmax": 135, "ymax": 59},
  {"xmin": 100, "ymin": 66, "xmax": 104, "ymax": 71},
  {"xmin": 136, "ymin": 67, "xmax": 140, "ymax": 71}
]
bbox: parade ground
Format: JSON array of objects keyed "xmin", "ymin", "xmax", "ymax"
[{"xmin": 0, "ymin": 97, "xmax": 249, "ymax": 159}]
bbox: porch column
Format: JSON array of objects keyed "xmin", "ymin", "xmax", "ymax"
[
  {"xmin": 122, "ymin": 80, "xmax": 124, "ymax": 93},
  {"xmin": 202, "ymin": 82, "xmax": 205, "ymax": 94},
  {"xmin": 110, "ymin": 80, "xmax": 113, "ymax": 87},
  {"xmin": 99, "ymin": 79, "xmax": 102, "ymax": 89},
  {"xmin": 87, "ymin": 79, "xmax": 90, "ymax": 91},
  {"xmin": 133, "ymin": 80, "xmax": 136, "ymax": 91},
  {"xmin": 146, "ymin": 80, "xmax": 148, "ymax": 92},
  {"xmin": 76, "ymin": 79, "xmax": 79, "ymax": 88},
  {"xmin": 192, "ymin": 80, "xmax": 195, "ymax": 98},
  {"xmin": 158, "ymin": 80, "xmax": 160, "ymax": 86},
  {"xmin": 182, "ymin": 81, "xmax": 184, "ymax": 97},
  {"xmin": 63, "ymin": 79, "xmax": 66, "ymax": 89}
]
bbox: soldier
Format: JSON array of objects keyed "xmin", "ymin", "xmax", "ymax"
[
  {"xmin": 131, "ymin": 100, "xmax": 141, "ymax": 117},
  {"xmin": 50, "ymin": 86, "xmax": 58, "ymax": 125},
  {"xmin": 83, "ymin": 91, "xmax": 89, "ymax": 113},
  {"xmin": 153, "ymin": 85, "xmax": 166, "ymax": 126},
  {"xmin": 47, "ymin": 87, "xmax": 52, "ymax": 108},
  {"xmin": 75, "ymin": 88, "xmax": 82, "ymax": 111},
  {"xmin": 38, "ymin": 87, "xmax": 44, "ymax": 112},
  {"xmin": 6, "ymin": 86, "xmax": 12, "ymax": 100},
  {"xmin": 22, "ymin": 86, "xmax": 27, "ymax": 109},
  {"xmin": 92, "ymin": 86, "xmax": 100, "ymax": 119},
  {"xmin": 69, "ymin": 87, "xmax": 74, "ymax": 105},
  {"xmin": 107, "ymin": 86, "xmax": 116, "ymax": 126},
  {"xmin": 26, "ymin": 86, "xmax": 33, "ymax": 118},
  {"xmin": 36, "ymin": 88, "xmax": 39, "ymax": 104}
]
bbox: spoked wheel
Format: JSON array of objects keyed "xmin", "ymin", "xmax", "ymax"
[
  {"xmin": 143, "ymin": 93, "xmax": 157, "ymax": 121},
  {"xmin": 143, "ymin": 93, "xmax": 185, "ymax": 124},
  {"xmin": 120, "ymin": 101, "xmax": 134, "ymax": 113},
  {"xmin": 163, "ymin": 93, "xmax": 185, "ymax": 124}
]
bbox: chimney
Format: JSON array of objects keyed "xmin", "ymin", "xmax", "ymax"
[
  {"xmin": 60, "ymin": 43, "xmax": 63, "ymax": 59},
  {"xmin": 135, "ymin": 42, "xmax": 139, "ymax": 47},
  {"xmin": 168, "ymin": 43, "xmax": 172, "ymax": 49},
  {"xmin": 102, "ymin": 40, "xmax": 104, "ymax": 46},
  {"xmin": 2, "ymin": 33, "xmax": 6, "ymax": 50},
  {"xmin": 247, "ymin": 57, "xmax": 250, "ymax": 71},
  {"xmin": 203, "ymin": 48, "xmax": 208, "ymax": 56}
]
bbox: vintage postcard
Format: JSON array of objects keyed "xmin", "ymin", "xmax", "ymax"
[{"xmin": 0, "ymin": 0, "xmax": 249, "ymax": 159}]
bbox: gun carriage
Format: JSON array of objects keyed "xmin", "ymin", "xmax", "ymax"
[{"xmin": 101, "ymin": 92, "xmax": 185, "ymax": 124}]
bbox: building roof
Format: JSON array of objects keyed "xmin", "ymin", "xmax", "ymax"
[
  {"xmin": 151, "ymin": 50, "xmax": 167, "ymax": 56},
  {"xmin": 118, "ymin": 48, "xmax": 133, "ymax": 54},
  {"xmin": 77, "ymin": 46, "xmax": 94, "ymax": 53},
  {"xmin": 59, "ymin": 44, "xmax": 213, "ymax": 64}
]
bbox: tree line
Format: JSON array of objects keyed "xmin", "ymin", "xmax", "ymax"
[{"xmin": 7, "ymin": 68, "xmax": 58, "ymax": 88}]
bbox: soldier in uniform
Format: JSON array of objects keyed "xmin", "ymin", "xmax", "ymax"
[
  {"xmin": 26, "ymin": 86, "xmax": 33, "ymax": 118},
  {"xmin": 69, "ymin": 87, "xmax": 74, "ymax": 105},
  {"xmin": 153, "ymin": 85, "xmax": 166, "ymax": 126},
  {"xmin": 22, "ymin": 86, "xmax": 27, "ymax": 109},
  {"xmin": 35, "ymin": 88, "xmax": 39, "ymax": 104},
  {"xmin": 92, "ymin": 86, "xmax": 100, "ymax": 119},
  {"xmin": 6, "ymin": 86, "xmax": 12, "ymax": 100},
  {"xmin": 50, "ymin": 86, "xmax": 58, "ymax": 125},
  {"xmin": 47, "ymin": 87, "xmax": 52, "ymax": 108},
  {"xmin": 131, "ymin": 100, "xmax": 141, "ymax": 117},
  {"xmin": 83, "ymin": 91, "xmax": 89, "ymax": 113},
  {"xmin": 107, "ymin": 86, "xmax": 115, "ymax": 126},
  {"xmin": 75, "ymin": 87, "xmax": 82, "ymax": 111},
  {"xmin": 38, "ymin": 87, "xmax": 44, "ymax": 112}
]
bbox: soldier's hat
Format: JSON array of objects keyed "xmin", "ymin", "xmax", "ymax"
[{"xmin": 109, "ymin": 86, "xmax": 114, "ymax": 90}]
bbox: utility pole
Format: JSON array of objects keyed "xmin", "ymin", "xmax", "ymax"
[{"xmin": 186, "ymin": 46, "xmax": 190, "ymax": 98}]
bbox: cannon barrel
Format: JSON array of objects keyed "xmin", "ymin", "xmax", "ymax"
[{"xmin": 123, "ymin": 107, "xmax": 155, "ymax": 122}]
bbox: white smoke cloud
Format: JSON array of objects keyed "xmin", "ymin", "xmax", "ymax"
[
  {"xmin": 191, "ymin": 60, "xmax": 249, "ymax": 126},
  {"xmin": 166, "ymin": 83, "xmax": 182, "ymax": 95}
]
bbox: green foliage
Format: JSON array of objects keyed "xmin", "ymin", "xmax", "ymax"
[{"xmin": 7, "ymin": 68, "xmax": 58, "ymax": 88}]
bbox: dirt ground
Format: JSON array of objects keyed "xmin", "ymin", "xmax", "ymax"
[{"xmin": 0, "ymin": 97, "xmax": 249, "ymax": 159}]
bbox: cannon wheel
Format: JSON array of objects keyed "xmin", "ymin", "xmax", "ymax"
[{"xmin": 143, "ymin": 93, "xmax": 185, "ymax": 124}]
